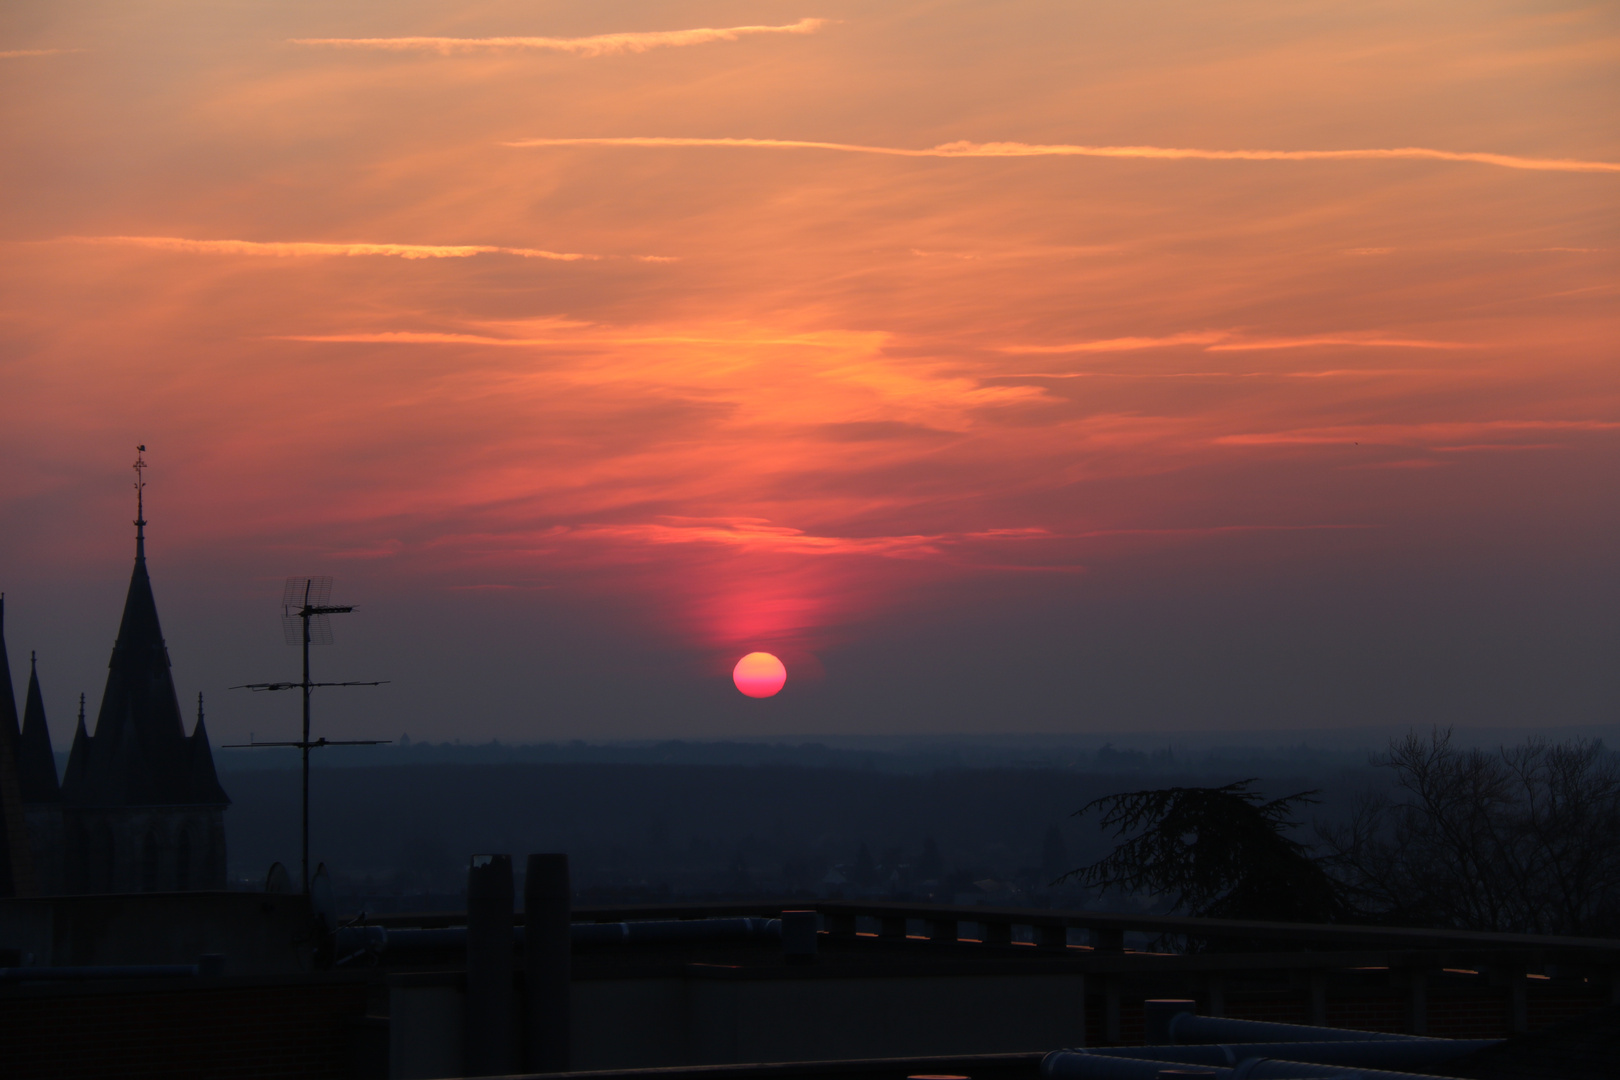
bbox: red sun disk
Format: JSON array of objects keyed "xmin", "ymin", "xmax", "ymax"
[{"xmin": 733, "ymin": 652, "xmax": 787, "ymax": 698}]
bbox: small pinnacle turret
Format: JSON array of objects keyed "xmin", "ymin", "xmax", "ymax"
[
  {"xmin": 0, "ymin": 595, "xmax": 39, "ymax": 896},
  {"xmin": 19, "ymin": 651, "xmax": 61, "ymax": 804}
]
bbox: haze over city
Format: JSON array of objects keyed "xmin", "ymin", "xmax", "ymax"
[{"xmin": 2, "ymin": 0, "xmax": 1616, "ymax": 747}]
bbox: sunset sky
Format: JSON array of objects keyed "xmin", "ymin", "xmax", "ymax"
[{"xmin": 2, "ymin": 1, "xmax": 1616, "ymax": 745}]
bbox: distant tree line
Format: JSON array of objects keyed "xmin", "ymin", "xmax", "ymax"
[{"xmin": 1064, "ymin": 729, "xmax": 1620, "ymax": 937}]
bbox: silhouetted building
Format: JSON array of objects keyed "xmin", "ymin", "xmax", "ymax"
[{"xmin": 31, "ymin": 479, "xmax": 232, "ymax": 894}]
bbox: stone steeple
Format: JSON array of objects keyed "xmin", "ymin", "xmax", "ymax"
[
  {"xmin": 60, "ymin": 452, "xmax": 229, "ymax": 810},
  {"xmin": 37, "ymin": 453, "xmax": 231, "ymax": 894}
]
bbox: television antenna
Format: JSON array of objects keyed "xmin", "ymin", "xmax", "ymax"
[{"xmin": 227, "ymin": 576, "xmax": 389, "ymax": 894}]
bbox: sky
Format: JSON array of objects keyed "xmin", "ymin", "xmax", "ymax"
[{"xmin": 1, "ymin": 1, "xmax": 1616, "ymax": 746}]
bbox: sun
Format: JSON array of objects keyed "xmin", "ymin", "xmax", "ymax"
[{"xmin": 732, "ymin": 652, "xmax": 787, "ymax": 698}]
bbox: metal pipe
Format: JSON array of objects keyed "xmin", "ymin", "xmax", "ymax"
[
  {"xmin": 1046, "ymin": 1050, "xmax": 1481, "ymax": 1080},
  {"xmin": 1232, "ymin": 1061, "xmax": 1463, "ymax": 1079},
  {"xmin": 1169, "ymin": 1014, "xmax": 1427, "ymax": 1045},
  {"xmin": 1080, "ymin": 1040, "xmax": 1499, "ymax": 1069},
  {"xmin": 1145, "ymin": 1000, "xmax": 1197, "ymax": 1044}
]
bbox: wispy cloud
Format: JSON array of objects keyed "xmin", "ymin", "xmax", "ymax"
[
  {"xmin": 1000, "ymin": 333, "xmax": 1225, "ymax": 354},
  {"xmin": 292, "ymin": 18, "xmax": 830, "ymax": 57},
  {"xmin": 554, "ymin": 518, "xmax": 1364, "ymax": 569},
  {"xmin": 1216, "ymin": 419, "xmax": 1620, "ymax": 448},
  {"xmin": 1002, "ymin": 369, "xmax": 1419, "ymax": 381},
  {"xmin": 999, "ymin": 331, "xmax": 1467, "ymax": 356},
  {"xmin": 556, "ymin": 520, "xmax": 1103, "ymax": 575},
  {"xmin": 0, "ymin": 48, "xmax": 82, "ymax": 59},
  {"xmin": 279, "ymin": 327, "xmax": 868, "ymax": 349},
  {"xmin": 507, "ymin": 136, "xmax": 1620, "ymax": 174},
  {"xmin": 563, "ymin": 518, "xmax": 944, "ymax": 558},
  {"xmin": 281, "ymin": 331, "xmax": 579, "ymax": 346},
  {"xmin": 58, "ymin": 235, "xmax": 623, "ymax": 261},
  {"xmin": 1206, "ymin": 335, "xmax": 1468, "ymax": 352}
]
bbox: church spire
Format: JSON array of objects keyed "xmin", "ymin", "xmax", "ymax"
[{"xmin": 62, "ymin": 449, "xmax": 210, "ymax": 806}]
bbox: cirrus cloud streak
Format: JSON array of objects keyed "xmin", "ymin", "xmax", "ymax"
[
  {"xmin": 999, "ymin": 331, "xmax": 1470, "ymax": 355},
  {"xmin": 52, "ymin": 235, "xmax": 666, "ymax": 261},
  {"xmin": 292, "ymin": 18, "xmax": 830, "ymax": 57},
  {"xmin": 507, "ymin": 136, "xmax": 1620, "ymax": 174}
]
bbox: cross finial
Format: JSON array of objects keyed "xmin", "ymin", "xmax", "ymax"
[{"xmin": 133, "ymin": 445, "xmax": 148, "ymax": 556}]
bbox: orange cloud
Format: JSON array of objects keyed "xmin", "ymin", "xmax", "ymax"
[
  {"xmin": 507, "ymin": 136, "xmax": 1620, "ymax": 174},
  {"xmin": 1206, "ymin": 335, "xmax": 1470, "ymax": 352},
  {"xmin": 1000, "ymin": 369, "xmax": 1421, "ymax": 381},
  {"xmin": 58, "ymin": 236, "xmax": 603, "ymax": 261},
  {"xmin": 1215, "ymin": 419, "xmax": 1620, "ymax": 448},
  {"xmin": 999, "ymin": 331, "xmax": 1468, "ymax": 357},
  {"xmin": 999, "ymin": 333, "xmax": 1226, "ymax": 354},
  {"xmin": 292, "ymin": 18, "xmax": 831, "ymax": 57}
]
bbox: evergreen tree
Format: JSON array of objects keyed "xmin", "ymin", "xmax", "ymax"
[{"xmin": 1060, "ymin": 780, "xmax": 1345, "ymax": 923}]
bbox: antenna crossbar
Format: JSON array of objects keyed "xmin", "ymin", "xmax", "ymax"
[
  {"xmin": 232, "ymin": 680, "xmax": 389, "ymax": 691},
  {"xmin": 229, "ymin": 575, "xmax": 388, "ymax": 895},
  {"xmin": 222, "ymin": 738, "xmax": 389, "ymax": 749}
]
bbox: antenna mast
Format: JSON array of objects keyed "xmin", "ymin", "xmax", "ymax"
[{"xmin": 228, "ymin": 576, "xmax": 389, "ymax": 894}]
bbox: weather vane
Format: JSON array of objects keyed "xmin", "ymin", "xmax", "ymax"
[{"xmin": 133, "ymin": 444, "xmax": 147, "ymax": 532}]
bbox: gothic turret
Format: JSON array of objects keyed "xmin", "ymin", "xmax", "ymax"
[
  {"xmin": 19, "ymin": 654, "xmax": 61, "ymax": 804},
  {"xmin": 62, "ymin": 695, "xmax": 90, "ymax": 796},
  {"xmin": 0, "ymin": 596, "xmax": 39, "ymax": 896},
  {"xmin": 188, "ymin": 694, "xmax": 229, "ymax": 805}
]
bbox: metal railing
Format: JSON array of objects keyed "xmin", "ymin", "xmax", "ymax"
[{"xmin": 530, "ymin": 898, "xmax": 1620, "ymax": 961}]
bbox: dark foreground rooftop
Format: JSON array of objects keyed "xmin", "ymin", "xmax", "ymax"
[{"xmin": 2, "ymin": 891, "xmax": 1617, "ymax": 1080}]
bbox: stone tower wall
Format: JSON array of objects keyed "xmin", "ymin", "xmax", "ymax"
[{"xmin": 62, "ymin": 806, "xmax": 226, "ymax": 894}]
